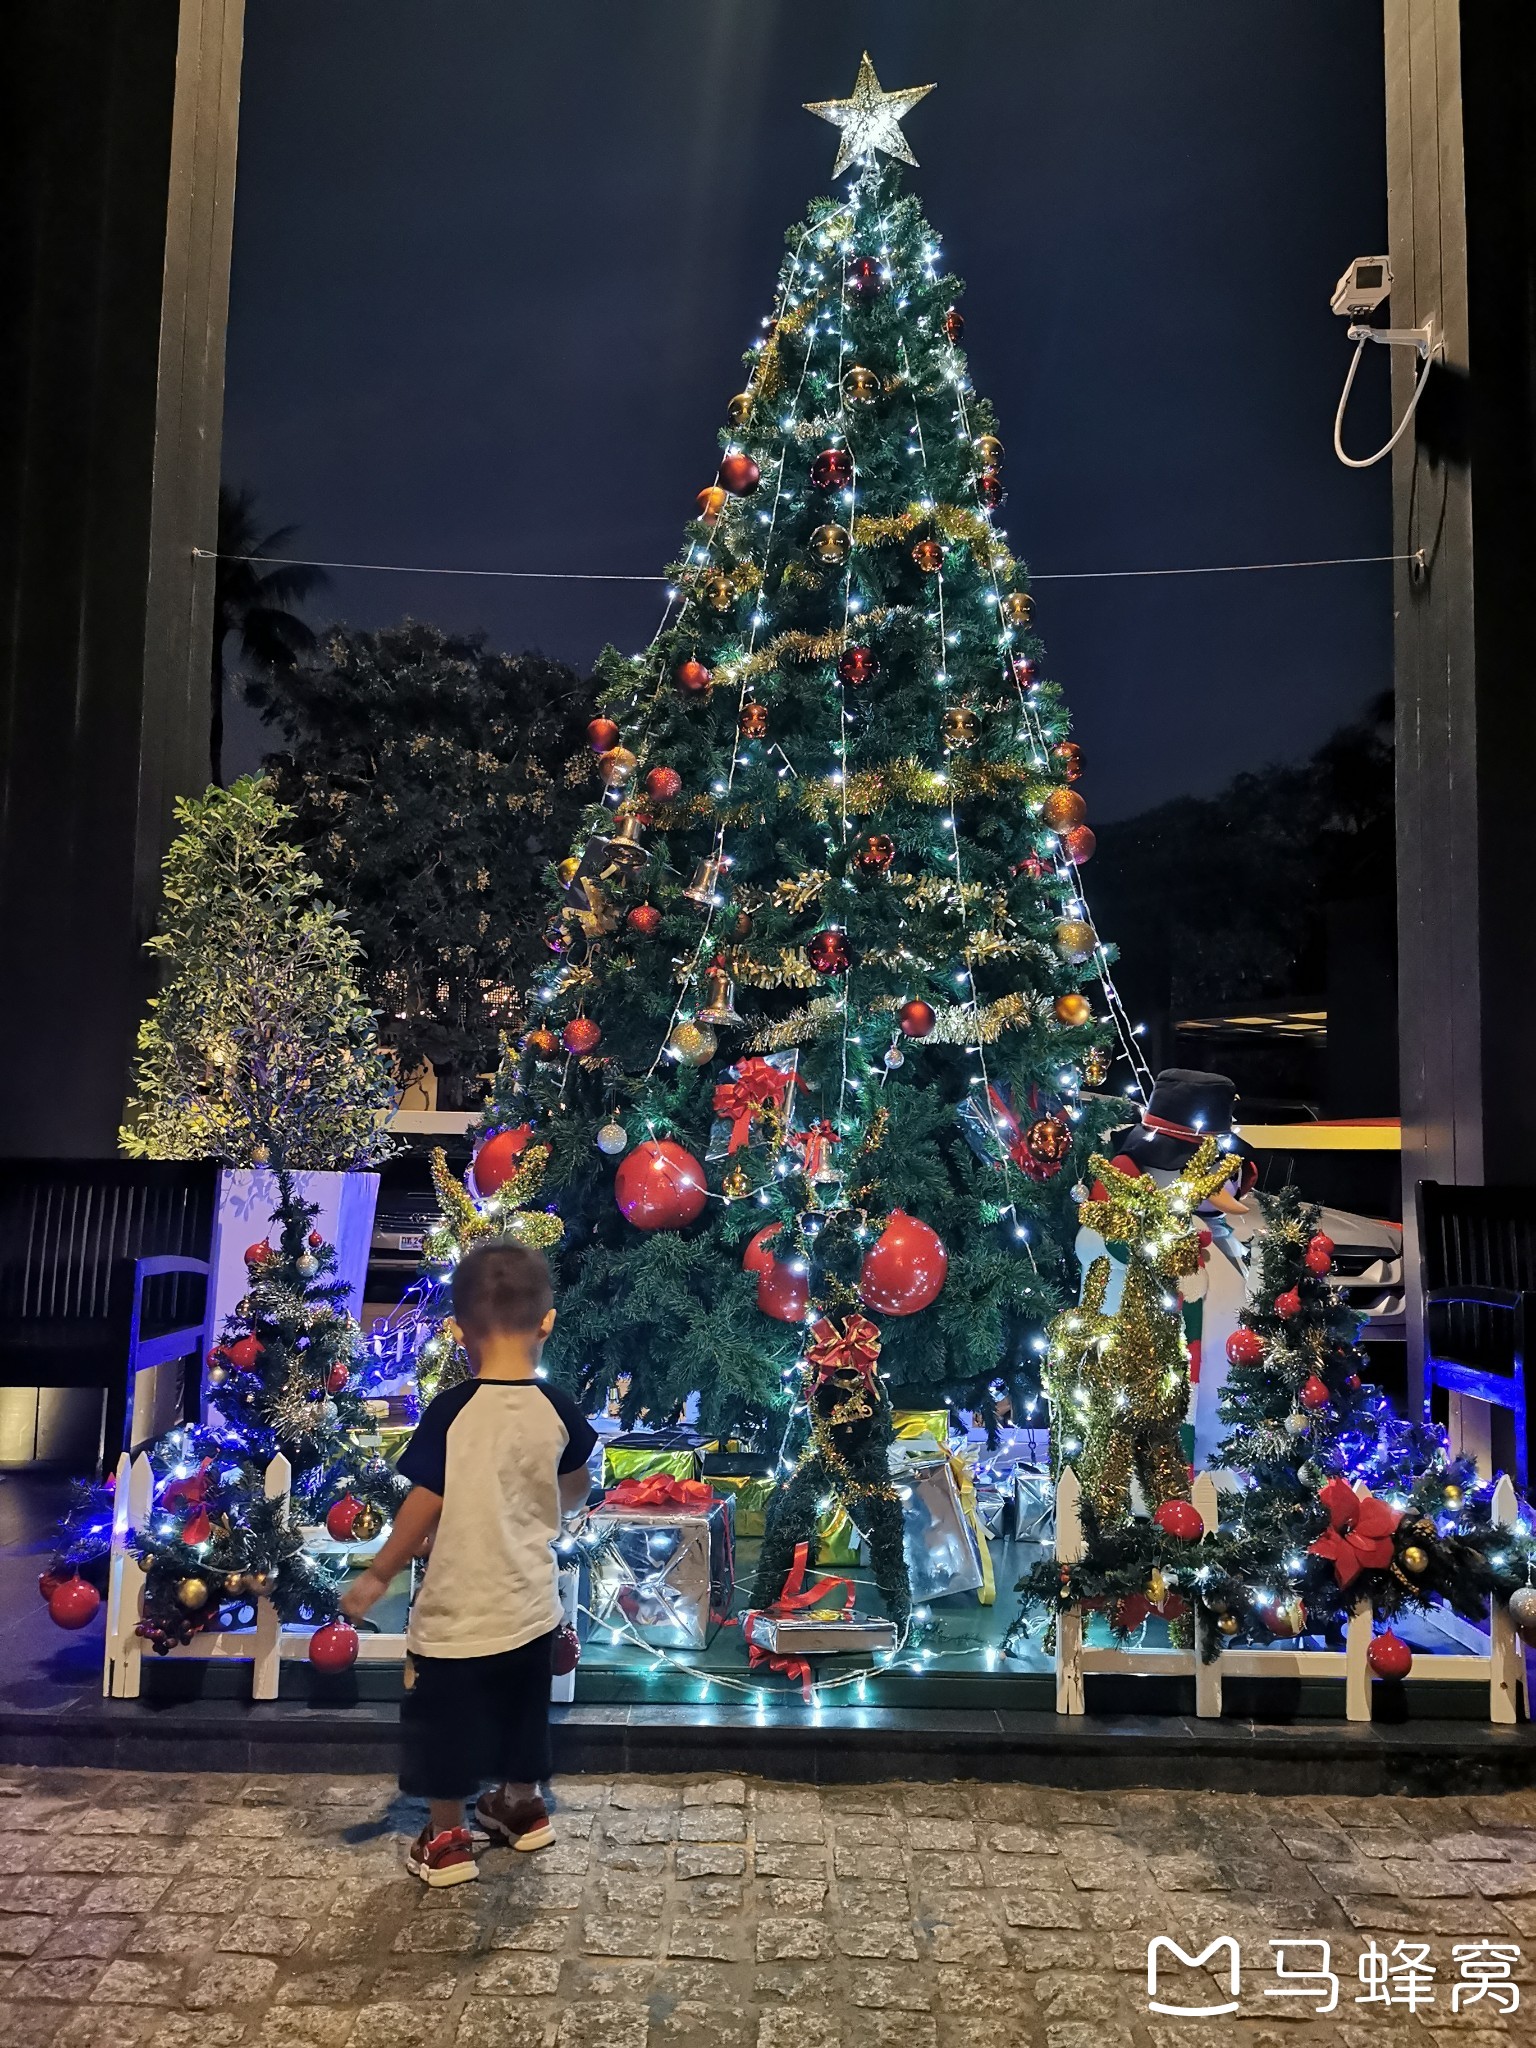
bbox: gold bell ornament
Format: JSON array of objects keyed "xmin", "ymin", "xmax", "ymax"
[
  {"xmin": 697, "ymin": 960, "xmax": 743, "ymax": 1027},
  {"xmin": 602, "ymin": 814, "xmax": 649, "ymax": 869},
  {"xmin": 682, "ymin": 856, "xmax": 726, "ymax": 909}
]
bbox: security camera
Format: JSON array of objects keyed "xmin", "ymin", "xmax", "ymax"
[{"xmin": 1331, "ymin": 256, "xmax": 1392, "ymax": 320}]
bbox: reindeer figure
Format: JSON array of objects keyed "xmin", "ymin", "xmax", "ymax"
[{"xmin": 1045, "ymin": 1138, "xmax": 1236, "ymax": 1523}]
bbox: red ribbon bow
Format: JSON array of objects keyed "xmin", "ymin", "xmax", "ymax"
[
  {"xmin": 1307, "ymin": 1476, "xmax": 1402, "ymax": 1587},
  {"xmin": 604, "ymin": 1475, "xmax": 715, "ymax": 1509},
  {"xmin": 741, "ymin": 1541, "xmax": 857, "ymax": 1699},
  {"xmin": 806, "ymin": 1312, "xmax": 882, "ymax": 1388},
  {"xmin": 712, "ymin": 1057, "xmax": 800, "ymax": 1153}
]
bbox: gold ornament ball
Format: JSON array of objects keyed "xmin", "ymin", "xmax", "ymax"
[
  {"xmin": 701, "ymin": 570, "xmax": 733, "ymax": 612},
  {"xmin": 666, "ymin": 1020, "xmax": 718, "ymax": 1067},
  {"xmin": 1041, "ymin": 787, "xmax": 1087, "ymax": 831},
  {"xmin": 1443, "ymin": 1483, "xmax": 1463, "ymax": 1507},
  {"xmin": 1054, "ymin": 920, "xmax": 1096, "ymax": 963},
  {"xmin": 740, "ymin": 702, "xmax": 769, "ymax": 740},
  {"xmin": 810, "ymin": 523, "xmax": 850, "ymax": 566},
  {"xmin": 1054, "ymin": 992, "xmax": 1093, "ymax": 1028},
  {"xmin": 176, "ymin": 1576, "xmax": 211, "ymax": 1612},
  {"xmin": 941, "ymin": 707, "xmax": 981, "ymax": 747},
  {"xmin": 1217, "ymin": 1613, "xmax": 1241, "ymax": 1636},
  {"xmin": 223, "ymin": 1572, "xmax": 246, "ymax": 1596},
  {"xmin": 557, "ymin": 856, "xmax": 580, "ymax": 887},
  {"xmin": 1000, "ymin": 591, "xmax": 1033, "ymax": 628},
  {"xmin": 598, "ymin": 746, "xmax": 637, "ymax": 788},
  {"xmin": 352, "ymin": 1501, "xmax": 384, "ymax": 1541},
  {"xmin": 1401, "ymin": 1543, "xmax": 1429, "ymax": 1575},
  {"xmin": 726, "ymin": 391, "xmax": 753, "ymax": 426},
  {"xmin": 974, "ymin": 434, "xmax": 1004, "ymax": 468},
  {"xmin": 911, "ymin": 537, "xmax": 944, "ymax": 573},
  {"xmin": 1081, "ymin": 1045, "xmax": 1111, "ymax": 1086},
  {"xmin": 723, "ymin": 1164, "xmax": 749, "ymax": 1200},
  {"xmin": 843, "ymin": 363, "xmax": 880, "ymax": 404}
]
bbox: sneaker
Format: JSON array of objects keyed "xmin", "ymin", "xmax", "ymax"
[
  {"xmin": 406, "ymin": 1825, "xmax": 478, "ymax": 1887},
  {"xmin": 474, "ymin": 1787, "xmax": 555, "ymax": 1852}
]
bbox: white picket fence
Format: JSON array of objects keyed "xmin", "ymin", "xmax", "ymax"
[
  {"xmin": 1052, "ymin": 1465, "xmax": 1531, "ymax": 1724},
  {"xmin": 101, "ymin": 1446, "xmax": 586, "ymax": 1704}
]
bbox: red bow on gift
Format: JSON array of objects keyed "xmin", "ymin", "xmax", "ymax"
[
  {"xmin": 712, "ymin": 1057, "xmax": 801, "ymax": 1153},
  {"xmin": 741, "ymin": 1540, "xmax": 857, "ymax": 1699},
  {"xmin": 806, "ymin": 1312, "xmax": 881, "ymax": 1388},
  {"xmin": 1307, "ymin": 1476, "xmax": 1402, "ymax": 1587},
  {"xmin": 603, "ymin": 1475, "xmax": 714, "ymax": 1508}
]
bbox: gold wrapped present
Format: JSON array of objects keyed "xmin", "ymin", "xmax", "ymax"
[
  {"xmin": 816, "ymin": 1500, "xmax": 863, "ymax": 1565},
  {"xmin": 892, "ymin": 1408, "xmax": 951, "ymax": 1446},
  {"xmin": 705, "ymin": 1472, "xmax": 775, "ymax": 1538}
]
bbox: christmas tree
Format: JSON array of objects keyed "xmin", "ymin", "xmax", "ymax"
[
  {"xmin": 478, "ymin": 60, "xmax": 1139, "ymax": 1473},
  {"xmin": 121, "ymin": 776, "xmax": 396, "ymax": 1168},
  {"xmin": 50, "ymin": 1178, "xmax": 405, "ymax": 1651},
  {"xmin": 250, "ymin": 623, "xmax": 594, "ymax": 1105}
]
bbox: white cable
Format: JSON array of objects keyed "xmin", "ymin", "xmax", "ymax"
[{"xmin": 1333, "ymin": 331, "xmax": 1439, "ymax": 470}]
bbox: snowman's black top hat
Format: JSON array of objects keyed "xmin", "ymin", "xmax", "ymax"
[{"xmin": 1110, "ymin": 1068, "xmax": 1257, "ymax": 1180}]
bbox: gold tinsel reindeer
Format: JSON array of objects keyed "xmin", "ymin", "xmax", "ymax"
[
  {"xmin": 415, "ymin": 1144, "xmax": 565, "ymax": 1400},
  {"xmin": 1045, "ymin": 1138, "xmax": 1235, "ymax": 1523}
]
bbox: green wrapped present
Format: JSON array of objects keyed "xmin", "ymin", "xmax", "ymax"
[
  {"xmin": 816, "ymin": 1500, "xmax": 862, "ymax": 1565},
  {"xmin": 705, "ymin": 1472, "xmax": 774, "ymax": 1538},
  {"xmin": 602, "ymin": 1429, "xmax": 707, "ymax": 1489}
]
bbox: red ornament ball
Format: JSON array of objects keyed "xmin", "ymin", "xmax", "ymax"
[
  {"xmin": 898, "ymin": 999, "xmax": 937, "ymax": 1039},
  {"xmin": 1153, "ymin": 1499, "xmax": 1205, "ymax": 1541},
  {"xmin": 718, "ymin": 453, "xmax": 760, "ymax": 495},
  {"xmin": 743, "ymin": 1224, "xmax": 810, "ymax": 1324},
  {"xmin": 48, "ymin": 1577, "xmax": 102, "ymax": 1631},
  {"xmin": 1226, "ymin": 1328, "xmax": 1266, "ymax": 1367},
  {"xmin": 860, "ymin": 1210, "xmax": 948, "ymax": 1316},
  {"xmin": 243, "ymin": 1240, "xmax": 272, "ymax": 1270},
  {"xmin": 327, "ymin": 1363, "xmax": 350, "ymax": 1395},
  {"xmin": 975, "ymin": 471, "xmax": 1005, "ymax": 510},
  {"xmin": 308, "ymin": 1230, "xmax": 324, "ymax": 1248},
  {"xmin": 225, "ymin": 1333, "xmax": 262, "ymax": 1372},
  {"xmin": 1011, "ymin": 656, "xmax": 1038, "ymax": 691},
  {"xmin": 551, "ymin": 1623, "xmax": 581, "ymax": 1677},
  {"xmin": 309, "ymin": 1619, "xmax": 360, "ymax": 1672},
  {"xmin": 1062, "ymin": 825, "xmax": 1097, "ymax": 866},
  {"xmin": 524, "ymin": 1026, "xmax": 562, "ymax": 1061},
  {"xmin": 1299, "ymin": 1373, "xmax": 1331, "ymax": 1411},
  {"xmin": 1367, "ymin": 1630, "xmax": 1413, "ymax": 1680},
  {"xmin": 561, "ymin": 1017, "xmax": 602, "ymax": 1058},
  {"xmin": 326, "ymin": 1496, "xmax": 362, "ymax": 1541},
  {"xmin": 1304, "ymin": 1233, "xmax": 1335, "ymax": 1276},
  {"xmin": 1053, "ymin": 741, "xmax": 1084, "ymax": 782},
  {"xmin": 854, "ymin": 833, "xmax": 896, "ymax": 874},
  {"xmin": 614, "ymin": 1140, "xmax": 709, "ymax": 1231},
  {"xmin": 626, "ymin": 904, "xmax": 662, "ymax": 937},
  {"xmin": 676, "ymin": 658, "xmax": 712, "ymax": 696},
  {"xmin": 848, "ymin": 256, "xmax": 882, "ymax": 297},
  {"xmin": 943, "ymin": 305, "xmax": 964, "ymax": 342},
  {"xmin": 1274, "ymin": 1286, "xmax": 1302, "ymax": 1319},
  {"xmin": 1024, "ymin": 1115, "xmax": 1071, "ymax": 1175},
  {"xmin": 587, "ymin": 717, "xmax": 620, "ymax": 754},
  {"xmin": 471, "ymin": 1123, "xmax": 534, "ymax": 1197},
  {"xmin": 38, "ymin": 1570, "xmax": 63, "ymax": 1604},
  {"xmin": 811, "ymin": 446, "xmax": 853, "ymax": 491},
  {"xmin": 645, "ymin": 766, "xmax": 682, "ymax": 802},
  {"xmin": 837, "ymin": 644, "xmax": 878, "ymax": 687},
  {"xmin": 807, "ymin": 928, "xmax": 853, "ymax": 975}
]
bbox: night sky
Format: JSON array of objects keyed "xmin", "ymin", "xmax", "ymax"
[{"xmin": 221, "ymin": 2, "xmax": 1392, "ymax": 821}]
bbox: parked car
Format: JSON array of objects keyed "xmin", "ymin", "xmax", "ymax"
[{"xmin": 365, "ymin": 1146, "xmax": 470, "ymax": 1307}]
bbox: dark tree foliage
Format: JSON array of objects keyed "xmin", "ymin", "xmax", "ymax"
[
  {"xmin": 250, "ymin": 621, "xmax": 594, "ymax": 1104},
  {"xmin": 1090, "ymin": 691, "xmax": 1394, "ymax": 1016},
  {"xmin": 212, "ymin": 486, "xmax": 327, "ymax": 787}
]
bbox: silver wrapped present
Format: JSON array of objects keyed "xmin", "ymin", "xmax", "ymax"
[
  {"xmin": 586, "ymin": 1496, "xmax": 735, "ymax": 1648},
  {"xmin": 744, "ymin": 1608, "xmax": 898, "ymax": 1657},
  {"xmin": 1012, "ymin": 1465, "xmax": 1056, "ymax": 1544},
  {"xmin": 973, "ymin": 1484, "xmax": 1011, "ymax": 1540},
  {"xmin": 890, "ymin": 1448, "xmax": 984, "ymax": 1602}
]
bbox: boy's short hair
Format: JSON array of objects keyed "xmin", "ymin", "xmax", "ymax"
[{"xmin": 452, "ymin": 1239, "xmax": 554, "ymax": 1337}]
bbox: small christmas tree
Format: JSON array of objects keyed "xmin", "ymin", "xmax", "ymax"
[
  {"xmin": 121, "ymin": 776, "xmax": 396, "ymax": 1168},
  {"xmin": 51, "ymin": 1179, "xmax": 406, "ymax": 1651}
]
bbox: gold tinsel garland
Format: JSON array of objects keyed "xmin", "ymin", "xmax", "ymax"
[
  {"xmin": 742, "ymin": 996, "xmax": 843, "ymax": 1053},
  {"xmin": 774, "ymin": 872, "xmax": 830, "ymax": 913},
  {"xmin": 799, "ymin": 756, "xmax": 1046, "ymax": 822},
  {"xmin": 426, "ymin": 1145, "xmax": 566, "ymax": 1257},
  {"xmin": 848, "ymin": 503, "xmax": 1018, "ymax": 577},
  {"xmin": 748, "ymin": 299, "xmax": 814, "ymax": 407},
  {"xmin": 720, "ymin": 947, "xmax": 822, "ymax": 991}
]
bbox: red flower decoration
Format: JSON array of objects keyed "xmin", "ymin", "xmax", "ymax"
[{"xmin": 1308, "ymin": 1477, "xmax": 1402, "ymax": 1588}]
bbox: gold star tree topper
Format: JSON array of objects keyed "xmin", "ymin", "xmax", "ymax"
[{"xmin": 805, "ymin": 52, "xmax": 936, "ymax": 179}]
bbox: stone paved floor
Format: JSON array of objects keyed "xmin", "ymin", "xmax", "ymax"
[{"xmin": 2, "ymin": 1768, "xmax": 1536, "ymax": 2047}]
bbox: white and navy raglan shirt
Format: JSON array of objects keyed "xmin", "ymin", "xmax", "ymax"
[{"xmin": 396, "ymin": 1377, "xmax": 597, "ymax": 1659}]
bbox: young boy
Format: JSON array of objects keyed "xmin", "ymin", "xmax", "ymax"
[{"xmin": 341, "ymin": 1239, "xmax": 596, "ymax": 1886}]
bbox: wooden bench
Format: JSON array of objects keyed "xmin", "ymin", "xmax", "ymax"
[
  {"xmin": 1417, "ymin": 1178, "xmax": 1536, "ymax": 1489},
  {"xmin": 0, "ymin": 1161, "xmax": 215, "ymax": 1468}
]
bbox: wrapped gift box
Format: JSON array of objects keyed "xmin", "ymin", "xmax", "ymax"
[
  {"xmin": 1012, "ymin": 1465, "xmax": 1055, "ymax": 1544},
  {"xmin": 890, "ymin": 1447, "xmax": 985, "ymax": 1602},
  {"xmin": 891, "ymin": 1408, "xmax": 952, "ymax": 1447},
  {"xmin": 700, "ymin": 1452, "xmax": 775, "ymax": 1539},
  {"xmin": 602, "ymin": 1427, "xmax": 709, "ymax": 1490},
  {"xmin": 973, "ymin": 1483, "xmax": 1011, "ymax": 1540},
  {"xmin": 745, "ymin": 1607, "xmax": 897, "ymax": 1657},
  {"xmin": 586, "ymin": 1494, "xmax": 734, "ymax": 1648}
]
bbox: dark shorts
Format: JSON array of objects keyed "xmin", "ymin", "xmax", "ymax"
[{"xmin": 399, "ymin": 1630, "xmax": 556, "ymax": 1800}]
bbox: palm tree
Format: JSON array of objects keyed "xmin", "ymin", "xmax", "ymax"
[{"xmin": 210, "ymin": 487, "xmax": 327, "ymax": 784}]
